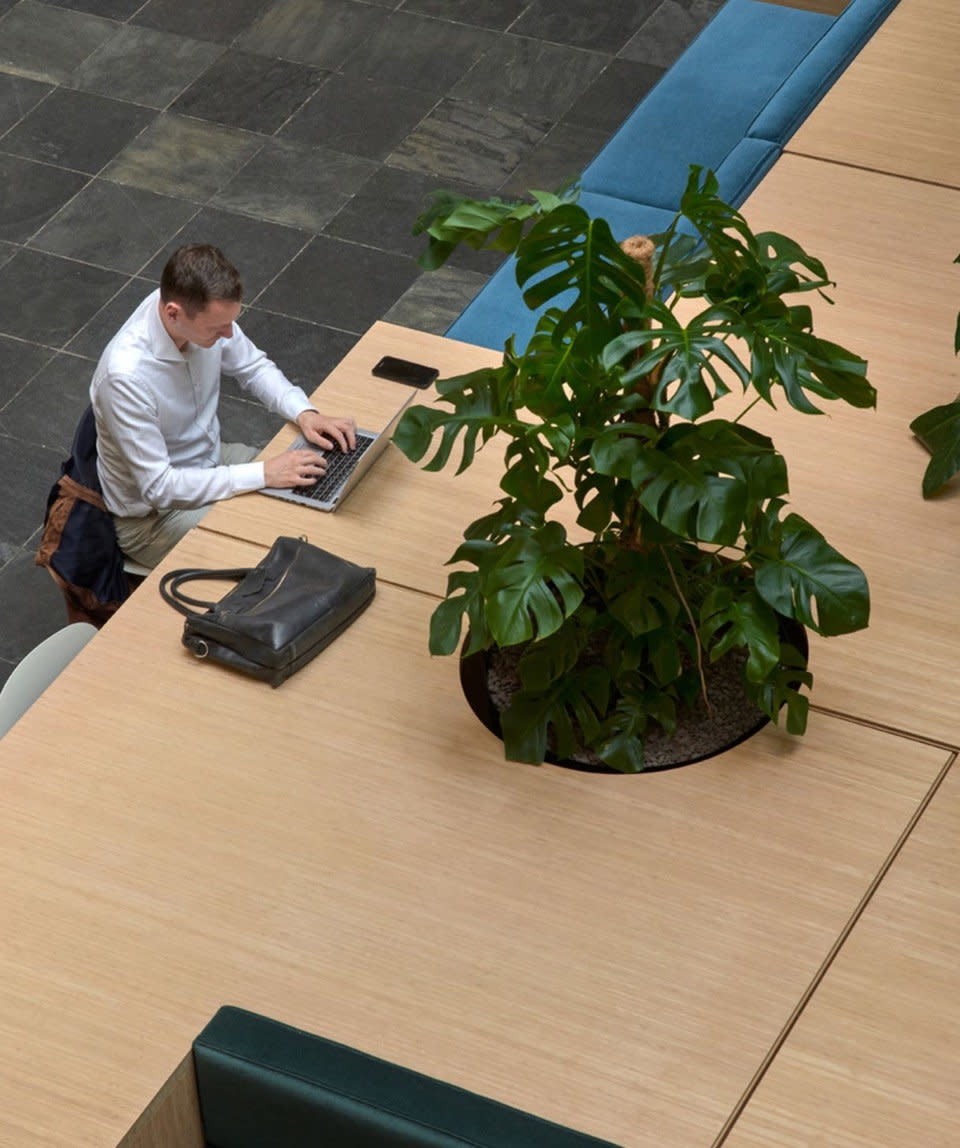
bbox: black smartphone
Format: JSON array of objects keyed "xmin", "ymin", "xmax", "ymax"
[{"xmin": 371, "ymin": 355, "xmax": 439, "ymax": 389}]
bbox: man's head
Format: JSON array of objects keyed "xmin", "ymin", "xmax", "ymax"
[{"xmin": 159, "ymin": 244, "xmax": 244, "ymax": 349}]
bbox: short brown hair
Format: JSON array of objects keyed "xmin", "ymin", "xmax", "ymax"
[{"xmin": 160, "ymin": 244, "xmax": 243, "ymax": 315}]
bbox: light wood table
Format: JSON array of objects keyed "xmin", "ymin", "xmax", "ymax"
[
  {"xmin": 200, "ymin": 322, "xmax": 524, "ymax": 599},
  {"xmin": 0, "ymin": 528, "xmax": 951, "ymax": 1148},
  {"xmin": 724, "ymin": 753, "xmax": 960, "ymax": 1148},
  {"xmin": 726, "ymin": 154, "xmax": 960, "ymax": 745},
  {"xmin": 785, "ymin": 0, "xmax": 960, "ymax": 188}
]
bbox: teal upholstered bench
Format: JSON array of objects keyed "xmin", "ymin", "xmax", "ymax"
[
  {"xmin": 189, "ymin": 1006, "xmax": 621, "ymax": 1147},
  {"xmin": 444, "ymin": 0, "xmax": 900, "ymax": 354}
]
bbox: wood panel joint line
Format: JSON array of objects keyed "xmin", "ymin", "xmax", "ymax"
[
  {"xmin": 808, "ymin": 702, "xmax": 960, "ymax": 752},
  {"xmin": 782, "ymin": 148, "xmax": 960, "ymax": 193},
  {"xmin": 710, "ymin": 748, "xmax": 959, "ymax": 1147}
]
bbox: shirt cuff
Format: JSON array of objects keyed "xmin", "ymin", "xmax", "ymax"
[{"xmin": 230, "ymin": 461, "xmax": 266, "ymax": 493}]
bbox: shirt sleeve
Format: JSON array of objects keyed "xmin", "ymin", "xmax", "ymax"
[
  {"xmin": 220, "ymin": 322, "xmax": 315, "ymax": 423},
  {"xmin": 95, "ymin": 371, "xmax": 266, "ymax": 512}
]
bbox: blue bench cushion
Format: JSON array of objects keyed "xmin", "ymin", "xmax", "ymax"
[
  {"xmin": 580, "ymin": 0, "xmax": 833, "ymax": 210},
  {"xmin": 748, "ymin": 0, "xmax": 903, "ymax": 144},
  {"xmin": 194, "ymin": 1006, "xmax": 621, "ymax": 1148},
  {"xmin": 446, "ymin": 197, "xmax": 682, "ymax": 351},
  {"xmin": 710, "ymin": 136, "xmax": 781, "ymax": 206}
]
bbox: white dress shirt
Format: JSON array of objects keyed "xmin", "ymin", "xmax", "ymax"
[{"xmin": 91, "ymin": 289, "xmax": 313, "ymax": 516}]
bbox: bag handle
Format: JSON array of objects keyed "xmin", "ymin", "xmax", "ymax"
[{"xmin": 159, "ymin": 567, "xmax": 252, "ymax": 616}]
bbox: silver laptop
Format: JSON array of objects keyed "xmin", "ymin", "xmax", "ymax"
[{"xmin": 260, "ymin": 393, "xmax": 414, "ymax": 512}]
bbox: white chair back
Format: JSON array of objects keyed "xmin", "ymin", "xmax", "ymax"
[{"xmin": 0, "ymin": 623, "xmax": 97, "ymax": 738}]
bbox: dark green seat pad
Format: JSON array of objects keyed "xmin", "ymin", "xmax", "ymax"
[{"xmin": 194, "ymin": 1007, "xmax": 621, "ymax": 1148}]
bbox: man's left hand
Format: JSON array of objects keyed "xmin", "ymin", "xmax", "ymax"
[{"xmin": 297, "ymin": 410, "xmax": 357, "ymax": 453}]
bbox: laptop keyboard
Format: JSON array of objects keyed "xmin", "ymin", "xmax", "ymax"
[{"xmin": 301, "ymin": 432, "xmax": 376, "ymax": 502}]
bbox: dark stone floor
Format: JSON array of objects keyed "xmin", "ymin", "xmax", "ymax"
[{"xmin": 0, "ymin": 0, "xmax": 721, "ymax": 686}]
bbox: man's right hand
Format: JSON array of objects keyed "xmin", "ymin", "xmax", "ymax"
[{"xmin": 263, "ymin": 448, "xmax": 328, "ymax": 489}]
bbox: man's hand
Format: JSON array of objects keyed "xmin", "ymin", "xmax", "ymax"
[
  {"xmin": 296, "ymin": 410, "xmax": 357, "ymax": 453},
  {"xmin": 263, "ymin": 448, "xmax": 328, "ymax": 489}
]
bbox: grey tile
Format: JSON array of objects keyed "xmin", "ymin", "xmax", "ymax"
[
  {"xmin": 236, "ymin": 0, "xmax": 387, "ymax": 68},
  {"xmin": 341, "ymin": 11, "xmax": 498, "ymax": 93},
  {"xmin": 232, "ymin": 309, "xmax": 358, "ymax": 393},
  {"xmin": 621, "ymin": 0, "xmax": 721, "ymax": 68},
  {"xmin": 171, "ymin": 49, "xmax": 327, "ymax": 135},
  {"xmin": 0, "ymin": 547, "xmax": 72, "ymax": 663},
  {"xmin": 0, "ymin": 242, "xmax": 14, "ymax": 273},
  {"xmin": 257, "ymin": 236, "xmax": 421, "ymax": 332},
  {"xmin": 132, "ymin": 0, "xmax": 265, "ymax": 44},
  {"xmin": 383, "ymin": 264, "xmax": 488, "ymax": 335},
  {"xmin": 0, "ymin": 334, "xmax": 54, "ymax": 408},
  {"xmin": 42, "ymin": 0, "xmax": 144, "ymax": 17},
  {"xmin": 0, "ymin": 352, "xmax": 93, "ymax": 451},
  {"xmin": 28, "ymin": 180, "xmax": 198, "ymax": 274},
  {"xmin": 0, "ymin": 248, "xmax": 128, "ymax": 346},
  {"xmin": 65, "ymin": 277, "xmax": 155, "ymax": 359},
  {"xmin": 561, "ymin": 57, "xmax": 666, "ymax": 134},
  {"xmin": 499, "ymin": 122, "xmax": 610, "ymax": 196},
  {"xmin": 450, "ymin": 36, "xmax": 608, "ymax": 121},
  {"xmin": 142, "ymin": 208, "xmax": 310, "ymax": 300},
  {"xmin": 0, "ymin": 435, "xmax": 66, "ymax": 550},
  {"xmin": 0, "ymin": 72, "xmax": 52, "ymax": 135},
  {"xmin": 69, "ymin": 26, "xmax": 224, "ymax": 109},
  {"xmin": 0, "ymin": 0, "xmax": 117, "ymax": 85},
  {"xmin": 213, "ymin": 137, "xmax": 377, "ymax": 232},
  {"xmin": 102, "ymin": 113, "xmax": 265, "ymax": 200},
  {"xmin": 280, "ymin": 75, "xmax": 438, "ymax": 162},
  {"xmin": 512, "ymin": 0, "xmax": 661, "ymax": 54},
  {"xmin": 323, "ymin": 165, "xmax": 503, "ymax": 275},
  {"xmin": 1, "ymin": 88, "xmax": 156, "ymax": 175},
  {"xmin": 388, "ymin": 99, "xmax": 551, "ymax": 187},
  {"xmin": 216, "ymin": 392, "xmax": 284, "ymax": 452},
  {"xmin": 0, "ymin": 154, "xmax": 89, "ymax": 244},
  {"xmin": 399, "ymin": 0, "xmax": 528, "ymax": 30}
]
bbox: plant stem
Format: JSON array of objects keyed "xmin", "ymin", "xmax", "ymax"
[{"xmin": 660, "ymin": 545, "xmax": 716, "ymax": 719}]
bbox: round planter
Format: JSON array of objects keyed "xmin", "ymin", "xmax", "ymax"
[{"xmin": 459, "ymin": 620, "xmax": 808, "ymax": 774}]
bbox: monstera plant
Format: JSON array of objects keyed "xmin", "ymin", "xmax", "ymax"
[
  {"xmin": 395, "ymin": 168, "xmax": 873, "ymax": 771},
  {"xmin": 909, "ymin": 253, "xmax": 960, "ymax": 497}
]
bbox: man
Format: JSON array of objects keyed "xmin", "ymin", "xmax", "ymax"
[{"xmin": 91, "ymin": 244, "xmax": 356, "ymax": 567}]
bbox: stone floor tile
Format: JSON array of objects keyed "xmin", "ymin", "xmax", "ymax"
[
  {"xmin": 1, "ymin": 88, "xmax": 157, "ymax": 175},
  {"xmin": 232, "ymin": 310, "xmax": 358, "ymax": 393},
  {"xmin": 0, "ymin": 248, "xmax": 127, "ymax": 346},
  {"xmin": 450, "ymin": 36, "xmax": 609, "ymax": 121},
  {"xmin": 0, "ymin": 352, "xmax": 93, "ymax": 452},
  {"xmin": 0, "ymin": 0, "xmax": 117, "ymax": 85},
  {"xmin": 28, "ymin": 181, "xmax": 197, "ymax": 274},
  {"xmin": 0, "ymin": 155, "xmax": 89, "ymax": 244},
  {"xmin": 141, "ymin": 207, "xmax": 310, "ymax": 299},
  {"xmin": 621, "ymin": 0, "xmax": 722, "ymax": 68},
  {"xmin": 170, "ymin": 49, "xmax": 327, "ymax": 135},
  {"xmin": 383, "ymin": 264, "xmax": 488, "ymax": 335},
  {"xmin": 69, "ymin": 25, "xmax": 224, "ymax": 108},
  {"xmin": 213, "ymin": 137, "xmax": 377, "ymax": 232},
  {"xmin": 499, "ymin": 122, "xmax": 611, "ymax": 196},
  {"xmin": 64, "ymin": 277, "xmax": 155, "ymax": 359},
  {"xmin": 236, "ymin": 0, "xmax": 387, "ymax": 68},
  {"xmin": 257, "ymin": 236, "xmax": 421, "ymax": 333},
  {"xmin": 102, "ymin": 113, "xmax": 265, "ymax": 200},
  {"xmin": 388, "ymin": 99, "xmax": 551, "ymax": 187},
  {"xmin": 0, "ymin": 548, "xmax": 71, "ymax": 665},
  {"xmin": 280, "ymin": 74, "xmax": 439, "ymax": 161},
  {"xmin": 561, "ymin": 57, "xmax": 666, "ymax": 135},
  {"xmin": 399, "ymin": 0, "xmax": 528, "ymax": 31},
  {"xmin": 340, "ymin": 9, "xmax": 499, "ymax": 93},
  {"xmin": 0, "ymin": 72, "xmax": 52, "ymax": 135},
  {"xmin": 132, "ymin": 0, "xmax": 265, "ymax": 44},
  {"xmin": 0, "ymin": 334, "xmax": 54, "ymax": 409},
  {"xmin": 511, "ymin": 0, "xmax": 661, "ymax": 54},
  {"xmin": 0, "ymin": 434, "xmax": 65, "ymax": 550}
]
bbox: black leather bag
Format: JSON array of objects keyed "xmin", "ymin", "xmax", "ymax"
[{"xmin": 159, "ymin": 536, "xmax": 376, "ymax": 686}]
